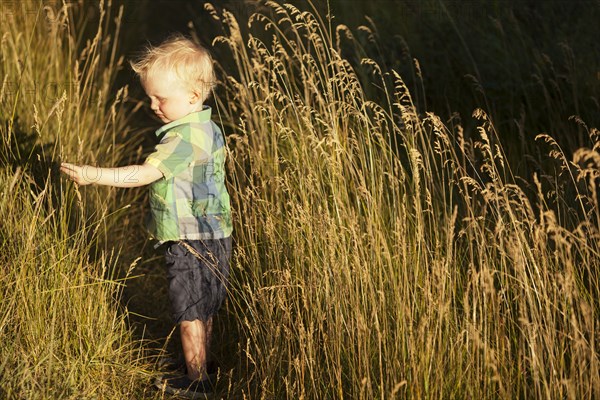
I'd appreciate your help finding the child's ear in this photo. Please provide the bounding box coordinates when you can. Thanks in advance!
[189,90,202,104]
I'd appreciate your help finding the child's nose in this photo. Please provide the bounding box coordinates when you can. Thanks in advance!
[150,98,159,110]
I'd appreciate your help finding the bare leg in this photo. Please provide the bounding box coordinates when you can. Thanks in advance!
[180,317,212,381]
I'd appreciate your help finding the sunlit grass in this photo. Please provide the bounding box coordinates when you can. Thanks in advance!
[1,0,598,399]
[0,1,155,398]
[208,2,599,398]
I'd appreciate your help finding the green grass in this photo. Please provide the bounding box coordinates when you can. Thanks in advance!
[1,1,598,399]
[0,1,154,398]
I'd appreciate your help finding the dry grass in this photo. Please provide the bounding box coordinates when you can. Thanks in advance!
[207,2,599,398]
[1,1,598,399]
[0,1,155,398]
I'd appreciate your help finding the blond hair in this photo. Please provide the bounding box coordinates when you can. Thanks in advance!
[130,34,216,101]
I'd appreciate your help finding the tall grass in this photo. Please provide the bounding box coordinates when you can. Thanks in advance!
[2,0,597,398]
[208,2,599,398]
[315,0,600,161]
[0,1,154,398]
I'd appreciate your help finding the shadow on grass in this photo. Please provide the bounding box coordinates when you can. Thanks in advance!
[1,117,63,199]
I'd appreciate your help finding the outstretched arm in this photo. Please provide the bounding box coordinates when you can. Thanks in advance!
[60,162,163,188]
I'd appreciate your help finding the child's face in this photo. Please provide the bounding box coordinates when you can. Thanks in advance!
[142,70,201,123]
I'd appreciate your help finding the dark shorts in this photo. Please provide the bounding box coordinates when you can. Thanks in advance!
[164,237,232,323]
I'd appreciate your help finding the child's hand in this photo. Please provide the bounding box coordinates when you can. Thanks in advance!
[60,162,91,186]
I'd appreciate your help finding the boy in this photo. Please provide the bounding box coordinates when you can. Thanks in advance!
[60,34,232,399]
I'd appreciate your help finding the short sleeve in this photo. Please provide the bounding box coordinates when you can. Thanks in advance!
[145,134,193,180]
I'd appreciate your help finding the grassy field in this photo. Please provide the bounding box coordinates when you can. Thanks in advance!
[0,1,154,398]
[1,1,598,399]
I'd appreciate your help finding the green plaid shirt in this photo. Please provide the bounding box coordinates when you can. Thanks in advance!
[145,107,233,244]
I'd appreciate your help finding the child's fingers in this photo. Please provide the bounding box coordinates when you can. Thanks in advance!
[60,162,76,171]
[60,163,80,174]
[60,163,81,181]
[59,163,91,186]
[60,167,73,177]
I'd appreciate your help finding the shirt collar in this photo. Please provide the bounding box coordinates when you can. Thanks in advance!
[155,106,212,137]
